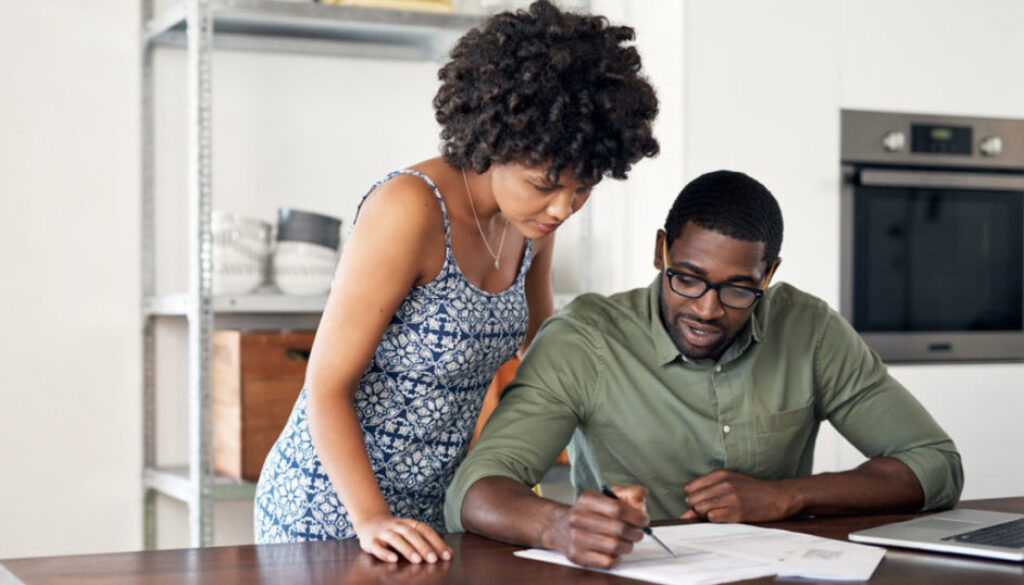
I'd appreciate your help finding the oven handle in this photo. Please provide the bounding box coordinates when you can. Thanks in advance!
[859,169,1024,191]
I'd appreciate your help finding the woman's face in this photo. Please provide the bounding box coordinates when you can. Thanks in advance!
[488,162,593,240]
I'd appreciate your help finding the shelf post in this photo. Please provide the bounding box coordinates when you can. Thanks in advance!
[141,0,159,552]
[185,0,216,548]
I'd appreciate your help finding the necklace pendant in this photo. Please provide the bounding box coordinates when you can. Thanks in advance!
[463,167,507,274]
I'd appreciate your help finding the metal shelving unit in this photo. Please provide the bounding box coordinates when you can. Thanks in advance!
[140,0,481,549]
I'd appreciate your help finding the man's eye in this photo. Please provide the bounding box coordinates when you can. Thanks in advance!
[533,184,556,193]
[677,274,703,287]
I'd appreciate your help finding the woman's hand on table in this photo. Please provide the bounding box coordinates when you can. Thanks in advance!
[355,515,453,564]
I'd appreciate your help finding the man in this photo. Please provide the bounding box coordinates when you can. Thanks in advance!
[444,170,963,569]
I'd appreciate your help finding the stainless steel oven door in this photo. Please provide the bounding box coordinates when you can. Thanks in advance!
[841,165,1024,362]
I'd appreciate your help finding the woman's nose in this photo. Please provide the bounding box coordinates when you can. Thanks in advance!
[547,192,575,222]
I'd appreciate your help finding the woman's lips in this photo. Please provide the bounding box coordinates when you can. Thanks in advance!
[535,221,561,235]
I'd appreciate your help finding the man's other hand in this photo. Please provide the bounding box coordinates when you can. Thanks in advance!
[548,485,650,569]
[680,470,803,523]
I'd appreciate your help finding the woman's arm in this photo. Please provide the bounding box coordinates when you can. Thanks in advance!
[304,175,450,563]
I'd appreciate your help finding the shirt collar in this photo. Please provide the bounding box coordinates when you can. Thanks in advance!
[646,274,766,366]
[720,311,760,364]
[648,276,682,366]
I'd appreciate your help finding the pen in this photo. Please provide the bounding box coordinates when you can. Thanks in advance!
[599,485,676,557]
[573,429,675,558]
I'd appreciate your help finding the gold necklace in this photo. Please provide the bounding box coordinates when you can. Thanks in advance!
[462,168,509,269]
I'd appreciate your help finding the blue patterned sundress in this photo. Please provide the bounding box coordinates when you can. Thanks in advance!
[254,170,533,542]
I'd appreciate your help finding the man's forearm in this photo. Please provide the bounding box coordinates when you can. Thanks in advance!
[460,476,570,550]
[792,456,925,516]
[684,456,927,523]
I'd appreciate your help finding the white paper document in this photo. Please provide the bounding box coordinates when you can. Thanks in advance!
[514,523,886,585]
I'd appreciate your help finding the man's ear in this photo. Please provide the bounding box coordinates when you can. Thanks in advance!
[762,257,782,288]
[654,229,666,270]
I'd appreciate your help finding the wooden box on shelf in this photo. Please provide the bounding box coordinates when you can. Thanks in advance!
[213,330,315,482]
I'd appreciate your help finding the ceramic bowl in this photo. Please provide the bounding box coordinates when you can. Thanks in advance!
[277,208,342,251]
[213,263,265,295]
[272,241,340,295]
[212,211,273,294]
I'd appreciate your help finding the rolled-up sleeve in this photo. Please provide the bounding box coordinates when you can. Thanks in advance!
[444,317,602,532]
[813,308,964,510]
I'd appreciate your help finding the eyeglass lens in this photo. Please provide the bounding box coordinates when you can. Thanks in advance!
[670,273,758,309]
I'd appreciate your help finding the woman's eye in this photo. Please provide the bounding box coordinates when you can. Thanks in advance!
[533,184,556,193]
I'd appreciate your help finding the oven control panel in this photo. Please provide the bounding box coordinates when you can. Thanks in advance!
[841,109,1024,169]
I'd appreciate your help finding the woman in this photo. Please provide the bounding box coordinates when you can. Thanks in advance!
[254,0,659,564]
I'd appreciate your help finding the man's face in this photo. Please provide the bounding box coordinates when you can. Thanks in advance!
[655,221,776,361]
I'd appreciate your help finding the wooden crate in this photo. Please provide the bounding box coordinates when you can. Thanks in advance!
[213,330,315,482]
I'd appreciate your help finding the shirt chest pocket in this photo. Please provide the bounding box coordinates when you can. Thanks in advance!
[751,402,816,480]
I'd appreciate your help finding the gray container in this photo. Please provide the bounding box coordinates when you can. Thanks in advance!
[276,208,342,251]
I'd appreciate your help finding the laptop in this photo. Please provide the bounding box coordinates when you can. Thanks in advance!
[849,509,1024,561]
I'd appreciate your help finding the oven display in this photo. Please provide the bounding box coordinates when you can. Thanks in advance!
[911,123,973,155]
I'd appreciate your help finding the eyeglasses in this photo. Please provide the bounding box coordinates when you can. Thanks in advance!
[661,240,771,310]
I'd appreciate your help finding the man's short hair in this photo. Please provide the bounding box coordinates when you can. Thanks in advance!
[663,170,783,264]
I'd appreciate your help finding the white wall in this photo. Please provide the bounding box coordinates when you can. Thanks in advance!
[2,0,1023,560]
[838,0,1024,497]
[678,0,1024,498]
[0,2,141,559]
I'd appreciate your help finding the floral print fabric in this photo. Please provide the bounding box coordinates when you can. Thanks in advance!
[255,170,532,541]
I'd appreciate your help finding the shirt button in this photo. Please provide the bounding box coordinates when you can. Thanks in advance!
[715,365,722,373]
[723,424,731,434]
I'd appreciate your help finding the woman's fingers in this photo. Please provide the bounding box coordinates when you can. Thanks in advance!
[393,521,444,563]
[377,529,424,563]
[377,520,452,564]
[361,540,399,563]
[357,517,452,564]
[411,521,454,561]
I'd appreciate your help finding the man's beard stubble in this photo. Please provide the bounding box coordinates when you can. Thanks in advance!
[659,293,737,361]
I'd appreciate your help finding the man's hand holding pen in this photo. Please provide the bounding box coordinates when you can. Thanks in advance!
[545,485,651,569]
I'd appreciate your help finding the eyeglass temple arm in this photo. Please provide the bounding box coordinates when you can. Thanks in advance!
[761,258,781,289]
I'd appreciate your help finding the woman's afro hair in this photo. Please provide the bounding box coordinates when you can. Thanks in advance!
[434,0,659,186]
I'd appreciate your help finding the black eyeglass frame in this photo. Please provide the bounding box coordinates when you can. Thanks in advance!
[661,239,775,310]
[662,268,765,310]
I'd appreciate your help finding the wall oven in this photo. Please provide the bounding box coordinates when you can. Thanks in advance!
[841,109,1024,362]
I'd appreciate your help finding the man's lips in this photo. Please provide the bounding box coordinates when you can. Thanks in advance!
[677,316,723,348]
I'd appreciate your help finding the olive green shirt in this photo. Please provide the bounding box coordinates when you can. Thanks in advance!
[445,278,963,531]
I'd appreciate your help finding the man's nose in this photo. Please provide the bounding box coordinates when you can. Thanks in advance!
[691,287,726,321]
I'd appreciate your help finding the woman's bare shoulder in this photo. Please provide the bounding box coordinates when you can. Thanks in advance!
[354,171,446,241]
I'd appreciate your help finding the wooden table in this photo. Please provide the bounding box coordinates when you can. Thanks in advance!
[3,498,1024,584]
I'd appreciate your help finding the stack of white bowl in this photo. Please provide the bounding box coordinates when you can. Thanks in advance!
[212,211,272,295]
[272,208,342,296]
